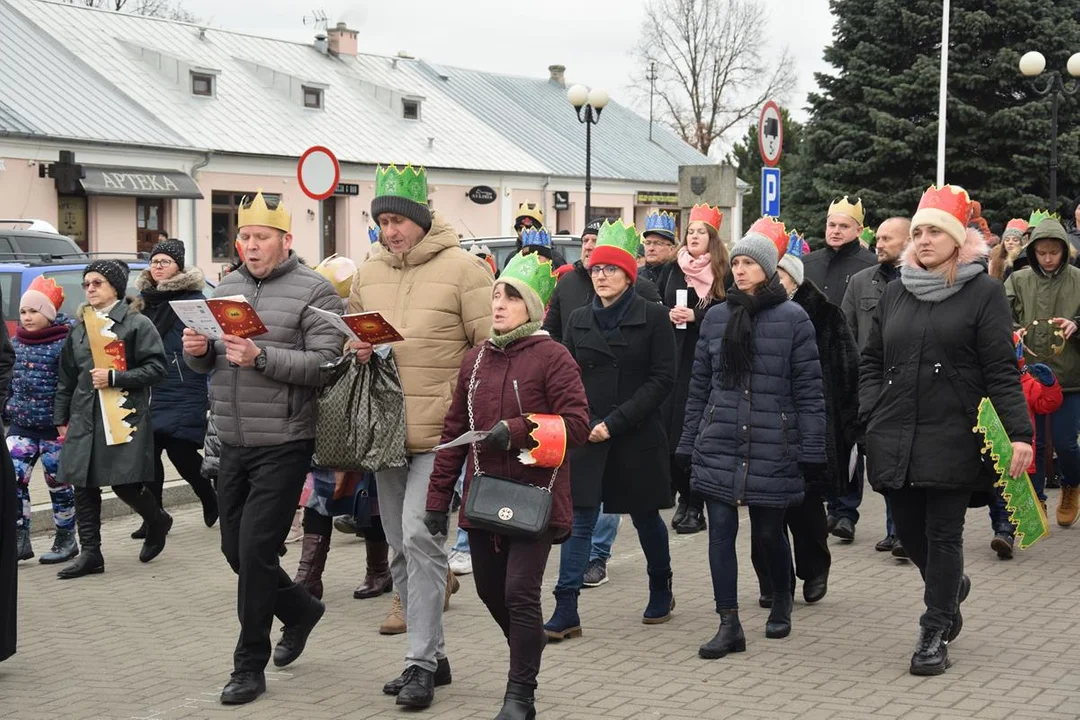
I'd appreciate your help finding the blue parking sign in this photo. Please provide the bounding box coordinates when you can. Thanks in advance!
[761,167,781,217]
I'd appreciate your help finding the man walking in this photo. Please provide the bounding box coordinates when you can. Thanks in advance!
[183,192,345,705]
[348,164,493,710]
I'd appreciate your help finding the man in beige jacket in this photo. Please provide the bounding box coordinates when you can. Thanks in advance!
[348,164,492,710]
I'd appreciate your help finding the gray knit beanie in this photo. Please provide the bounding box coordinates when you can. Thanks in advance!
[777,253,804,286]
[730,232,779,278]
[371,195,433,233]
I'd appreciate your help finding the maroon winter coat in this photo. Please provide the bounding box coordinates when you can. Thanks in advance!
[427,332,590,539]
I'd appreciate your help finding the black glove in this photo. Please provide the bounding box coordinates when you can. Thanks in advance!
[482,421,512,451]
[674,452,693,474]
[799,462,829,487]
[423,511,448,537]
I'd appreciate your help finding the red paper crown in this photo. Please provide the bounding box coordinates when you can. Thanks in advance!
[748,216,789,259]
[517,414,567,469]
[234,239,246,263]
[688,204,723,232]
[26,275,64,310]
[1005,218,1030,234]
[916,185,973,227]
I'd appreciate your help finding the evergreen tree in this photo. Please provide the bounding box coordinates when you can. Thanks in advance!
[798,0,1080,231]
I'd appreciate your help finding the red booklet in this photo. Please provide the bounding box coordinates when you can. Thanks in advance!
[342,312,405,344]
[207,298,268,339]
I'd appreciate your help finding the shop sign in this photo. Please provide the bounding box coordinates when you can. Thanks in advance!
[553,191,570,210]
[467,185,497,204]
[334,183,360,196]
[636,190,679,206]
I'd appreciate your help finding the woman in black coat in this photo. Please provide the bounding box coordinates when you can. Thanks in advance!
[544,222,676,641]
[0,310,17,661]
[676,223,826,659]
[657,204,732,535]
[861,186,1032,676]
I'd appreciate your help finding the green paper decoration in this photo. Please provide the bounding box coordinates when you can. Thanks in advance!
[596,219,641,259]
[860,227,876,247]
[1028,209,1060,227]
[501,251,558,306]
[975,398,1049,549]
[375,163,428,204]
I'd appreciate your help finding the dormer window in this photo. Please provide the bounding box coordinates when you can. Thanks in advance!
[191,72,214,97]
[303,86,323,109]
[403,98,420,120]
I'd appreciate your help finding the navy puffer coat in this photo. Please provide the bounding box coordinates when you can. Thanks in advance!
[678,300,827,508]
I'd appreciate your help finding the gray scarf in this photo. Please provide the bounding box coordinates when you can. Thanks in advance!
[900,262,983,302]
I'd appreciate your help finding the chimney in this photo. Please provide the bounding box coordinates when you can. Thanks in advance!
[314,33,328,55]
[548,64,566,87]
[328,21,357,57]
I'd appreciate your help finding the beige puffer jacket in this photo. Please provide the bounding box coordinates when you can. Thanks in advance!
[349,212,493,453]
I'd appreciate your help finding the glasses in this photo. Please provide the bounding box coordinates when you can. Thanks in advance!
[589,264,620,278]
[81,279,105,290]
[149,259,175,268]
[642,240,674,248]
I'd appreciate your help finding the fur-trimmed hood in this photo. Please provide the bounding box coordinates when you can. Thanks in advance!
[135,265,206,293]
[902,227,989,271]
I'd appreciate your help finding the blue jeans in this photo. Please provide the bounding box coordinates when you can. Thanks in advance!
[987,489,1013,536]
[885,496,896,537]
[589,507,620,561]
[1033,391,1080,500]
[555,507,671,595]
[452,471,470,554]
[827,453,863,524]
[706,500,790,612]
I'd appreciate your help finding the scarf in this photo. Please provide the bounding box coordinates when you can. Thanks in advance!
[140,285,190,338]
[15,322,69,346]
[489,321,542,349]
[720,274,788,389]
[900,262,983,303]
[677,247,715,306]
[592,287,635,334]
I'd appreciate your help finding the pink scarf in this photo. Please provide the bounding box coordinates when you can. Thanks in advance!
[678,246,715,301]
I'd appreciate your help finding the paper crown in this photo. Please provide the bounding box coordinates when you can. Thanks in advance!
[501,251,558,307]
[748,216,789,259]
[234,239,245,262]
[25,275,64,310]
[688,204,723,232]
[469,244,498,275]
[786,230,806,258]
[595,219,641,259]
[859,226,876,246]
[828,195,865,225]
[313,254,357,298]
[916,185,973,227]
[515,202,544,227]
[520,227,551,249]
[368,225,380,244]
[1029,209,1060,227]
[643,210,677,240]
[238,191,291,232]
[517,414,567,468]
[1005,218,1030,236]
[375,163,428,204]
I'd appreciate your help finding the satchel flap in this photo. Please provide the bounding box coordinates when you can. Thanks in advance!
[465,473,552,534]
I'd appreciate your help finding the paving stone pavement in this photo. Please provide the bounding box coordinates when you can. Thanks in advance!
[2,488,1079,720]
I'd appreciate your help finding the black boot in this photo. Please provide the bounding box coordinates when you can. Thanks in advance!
[699,609,746,658]
[273,584,326,667]
[395,666,435,708]
[58,490,104,580]
[39,527,78,564]
[124,486,172,563]
[765,588,792,639]
[220,671,265,705]
[494,681,536,720]
[131,480,164,539]
[16,524,33,561]
[675,505,706,534]
[642,572,675,624]
[910,627,950,676]
[191,476,218,528]
[671,499,688,529]
[991,531,1014,560]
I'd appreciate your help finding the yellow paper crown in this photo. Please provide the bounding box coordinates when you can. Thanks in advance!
[828,195,865,225]
[239,191,291,233]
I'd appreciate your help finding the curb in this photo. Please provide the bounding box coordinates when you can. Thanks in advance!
[28,480,200,535]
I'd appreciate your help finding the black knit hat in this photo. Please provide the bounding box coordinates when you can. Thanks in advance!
[582,219,604,238]
[371,195,432,234]
[150,239,185,269]
[84,259,130,299]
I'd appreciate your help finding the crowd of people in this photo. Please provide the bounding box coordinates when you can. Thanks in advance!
[1,164,1077,718]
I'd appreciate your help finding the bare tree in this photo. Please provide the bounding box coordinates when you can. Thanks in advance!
[64,0,197,22]
[634,0,797,156]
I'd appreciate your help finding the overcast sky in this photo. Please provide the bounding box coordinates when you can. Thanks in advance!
[181,0,835,140]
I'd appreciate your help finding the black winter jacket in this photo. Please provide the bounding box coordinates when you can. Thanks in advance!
[803,240,877,307]
[543,260,661,342]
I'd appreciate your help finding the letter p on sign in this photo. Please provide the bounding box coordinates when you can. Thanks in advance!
[761,167,781,218]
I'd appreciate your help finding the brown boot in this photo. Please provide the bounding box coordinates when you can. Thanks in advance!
[293,534,331,601]
[1058,486,1079,527]
[379,593,406,635]
[444,566,460,611]
[353,538,393,599]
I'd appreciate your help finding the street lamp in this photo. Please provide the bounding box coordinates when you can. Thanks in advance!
[567,84,609,224]
[1019,50,1080,213]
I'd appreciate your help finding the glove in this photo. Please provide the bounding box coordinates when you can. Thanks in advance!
[1029,363,1056,387]
[674,452,693,474]
[481,421,512,451]
[799,462,829,487]
[423,511,448,537]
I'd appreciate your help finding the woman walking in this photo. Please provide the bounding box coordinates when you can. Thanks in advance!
[862,186,1031,675]
[427,251,590,719]
[658,204,731,535]
[135,240,215,535]
[544,220,677,640]
[54,260,171,579]
[677,219,826,658]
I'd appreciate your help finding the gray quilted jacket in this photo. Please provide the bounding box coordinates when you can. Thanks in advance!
[184,253,344,447]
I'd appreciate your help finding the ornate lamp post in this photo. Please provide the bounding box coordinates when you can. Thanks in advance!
[1019,50,1080,212]
[567,84,609,224]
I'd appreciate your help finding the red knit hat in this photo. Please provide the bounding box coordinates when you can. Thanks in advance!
[588,219,640,283]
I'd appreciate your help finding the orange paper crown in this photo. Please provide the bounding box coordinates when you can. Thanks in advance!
[26,275,64,310]
[1005,218,1030,235]
[517,414,567,469]
[748,216,789,259]
[688,204,723,232]
[916,185,973,227]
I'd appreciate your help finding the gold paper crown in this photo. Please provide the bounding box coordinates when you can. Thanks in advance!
[239,191,291,233]
[828,195,865,225]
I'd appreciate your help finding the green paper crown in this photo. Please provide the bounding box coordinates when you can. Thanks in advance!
[375,163,428,204]
[860,227,875,246]
[596,219,641,258]
[501,251,558,307]
[1029,209,1060,227]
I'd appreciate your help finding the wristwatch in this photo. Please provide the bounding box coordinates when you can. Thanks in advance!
[254,350,268,372]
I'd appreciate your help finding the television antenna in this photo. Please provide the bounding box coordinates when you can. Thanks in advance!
[302,9,328,34]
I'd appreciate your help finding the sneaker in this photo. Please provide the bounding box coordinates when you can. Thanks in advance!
[448,549,473,576]
[582,558,608,588]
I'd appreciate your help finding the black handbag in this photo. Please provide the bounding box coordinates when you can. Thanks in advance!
[460,345,558,539]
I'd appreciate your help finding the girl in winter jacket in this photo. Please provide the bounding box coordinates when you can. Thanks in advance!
[677,220,826,659]
[426,251,590,719]
[5,276,76,564]
[861,186,1032,676]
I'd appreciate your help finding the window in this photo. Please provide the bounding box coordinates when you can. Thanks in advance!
[191,72,214,97]
[211,191,281,263]
[0,271,21,329]
[402,99,420,120]
[303,86,323,109]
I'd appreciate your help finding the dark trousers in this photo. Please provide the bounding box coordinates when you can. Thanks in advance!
[146,432,213,507]
[555,507,671,594]
[750,487,831,594]
[218,440,314,673]
[887,486,970,632]
[670,455,703,511]
[468,529,553,688]
[1034,392,1080,496]
[74,484,157,545]
[706,500,789,612]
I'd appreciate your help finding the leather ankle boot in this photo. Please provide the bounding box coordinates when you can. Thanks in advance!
[127,487,172,563]
[494,681,536,720]
[353,537,392,599]
[765,589,793,638]
[699,608,746,658]
[294,533,331,600]
[642,572,675,624]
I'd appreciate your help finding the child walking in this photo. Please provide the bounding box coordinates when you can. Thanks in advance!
[5,276,76,563]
